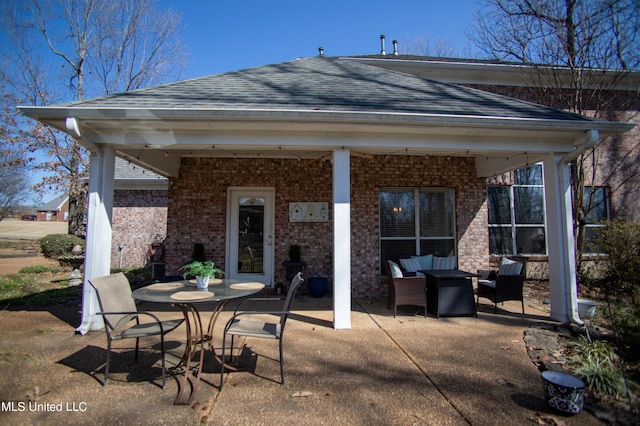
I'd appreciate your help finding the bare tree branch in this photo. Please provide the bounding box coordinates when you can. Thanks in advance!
[0,0,187,235]
[471,0,640,272]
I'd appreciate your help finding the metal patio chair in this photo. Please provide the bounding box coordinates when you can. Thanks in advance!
[89,273,184,389]
[220,272,304,389]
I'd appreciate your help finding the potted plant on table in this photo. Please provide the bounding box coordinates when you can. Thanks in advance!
[179,260,225,289]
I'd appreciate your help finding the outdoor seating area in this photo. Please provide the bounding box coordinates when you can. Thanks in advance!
[385,255,528,319]
[385,256,482,318]
[0,293,603,425]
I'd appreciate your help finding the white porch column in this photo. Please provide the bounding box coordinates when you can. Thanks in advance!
[333,149,351,329]
[76,146,116,334]
[543,154,580,323]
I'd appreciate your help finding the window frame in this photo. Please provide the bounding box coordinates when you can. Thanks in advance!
[379,187,457,273]
[487,163,547,256]
[582,186,611,254]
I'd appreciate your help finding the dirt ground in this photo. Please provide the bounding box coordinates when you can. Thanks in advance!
[0,218,68,274]
[0,256,60,275]
[0,218,67,240]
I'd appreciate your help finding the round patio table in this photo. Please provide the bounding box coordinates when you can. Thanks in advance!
[132,279,265,405]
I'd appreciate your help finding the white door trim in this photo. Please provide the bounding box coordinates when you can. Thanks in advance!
[226,187,275,286]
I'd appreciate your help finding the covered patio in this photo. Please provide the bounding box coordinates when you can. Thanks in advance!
[19,55,632,332]
[0,292,606,425]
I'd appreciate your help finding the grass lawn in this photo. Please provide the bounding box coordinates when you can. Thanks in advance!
[0,265,79,307]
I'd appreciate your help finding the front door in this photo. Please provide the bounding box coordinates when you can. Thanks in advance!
[226,188,274,286]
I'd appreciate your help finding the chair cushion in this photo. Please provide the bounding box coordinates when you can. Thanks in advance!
[399,257,421,273]
[227,319,280,339]
[433,256,456,270]
[478,279,496,288]
[412,254,433,270]
[499,258,523,276]
[388,260,404,278]
[115,318,184,340]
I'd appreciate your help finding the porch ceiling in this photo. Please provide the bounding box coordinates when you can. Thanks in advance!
[20,105,630,179]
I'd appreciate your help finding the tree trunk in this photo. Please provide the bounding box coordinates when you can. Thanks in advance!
[67,143,87,237]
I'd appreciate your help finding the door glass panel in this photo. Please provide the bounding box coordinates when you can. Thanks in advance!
[237,197,264,274]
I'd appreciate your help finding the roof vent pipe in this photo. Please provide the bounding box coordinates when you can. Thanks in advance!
[380,34,386,55]
[392,39,398,55]
[318,46,324,56]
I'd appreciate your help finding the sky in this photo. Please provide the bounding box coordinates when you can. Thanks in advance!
[161,0,478,79]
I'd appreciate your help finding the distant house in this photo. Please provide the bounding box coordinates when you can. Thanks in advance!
[37,194,69,222]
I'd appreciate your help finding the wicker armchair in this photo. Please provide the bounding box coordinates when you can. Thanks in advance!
[385,261,427,318]
[476,258,526,314]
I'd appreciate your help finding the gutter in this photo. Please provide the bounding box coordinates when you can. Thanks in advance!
[66,117,101,155]
[561,129,599,163]
[560,129,600,326]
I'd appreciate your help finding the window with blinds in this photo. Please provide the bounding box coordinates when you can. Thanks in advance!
[379,188,456,274]
[488,164,546,255]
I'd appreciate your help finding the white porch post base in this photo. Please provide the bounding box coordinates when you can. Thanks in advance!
[76,147,115,334]
[333,149,351,329]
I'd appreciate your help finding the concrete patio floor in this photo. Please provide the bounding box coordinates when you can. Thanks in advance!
[0,295,602,425]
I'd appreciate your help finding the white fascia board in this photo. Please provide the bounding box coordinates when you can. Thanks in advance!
[31,108,630,142]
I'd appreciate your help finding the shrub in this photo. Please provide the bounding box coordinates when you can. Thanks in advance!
[593,219,640,294]
[568,335,626,398]
[39,234,85,260]
[591,218,640,361]
[288,244,301,262]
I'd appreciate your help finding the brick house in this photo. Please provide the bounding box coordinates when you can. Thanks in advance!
[20,55,633,332]
[37,194,69,222]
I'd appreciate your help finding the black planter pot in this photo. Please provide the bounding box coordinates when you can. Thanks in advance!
[282,261,306,282]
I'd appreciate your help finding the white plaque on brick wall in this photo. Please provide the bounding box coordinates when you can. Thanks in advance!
[289,202,329,222]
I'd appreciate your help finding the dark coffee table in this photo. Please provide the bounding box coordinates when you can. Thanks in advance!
[419,270,478,318]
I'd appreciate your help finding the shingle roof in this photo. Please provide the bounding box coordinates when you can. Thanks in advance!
[60,56,588,123]
[114,157,166,181]
[38,194,67,211]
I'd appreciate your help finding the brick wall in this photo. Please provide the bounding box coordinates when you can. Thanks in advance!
[111,189,168,269]
[165,157,333,285]
[592,111,640,220]
[351,155,488,295]
[164,155,489,297]
[470,83,640,222]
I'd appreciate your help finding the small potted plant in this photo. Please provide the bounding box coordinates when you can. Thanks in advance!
[179,260,224,289]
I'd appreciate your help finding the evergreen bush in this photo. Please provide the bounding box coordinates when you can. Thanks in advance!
[39,234,85,260]
[593,218,640,294]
